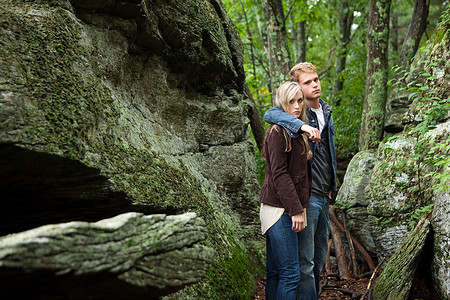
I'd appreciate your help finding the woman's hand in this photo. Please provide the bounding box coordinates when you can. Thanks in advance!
[291,213,305,232]
[301,124,321,143]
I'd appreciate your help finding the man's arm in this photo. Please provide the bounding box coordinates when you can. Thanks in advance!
[264,107,303,134]
[264,107,320,142]
[301,124,321,143]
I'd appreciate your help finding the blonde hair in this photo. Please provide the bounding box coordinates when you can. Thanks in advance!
[289,62,317,83]
[275,81,307,123]
[262,81,311,159]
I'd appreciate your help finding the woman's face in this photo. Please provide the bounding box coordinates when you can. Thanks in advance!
[286,90,304,117]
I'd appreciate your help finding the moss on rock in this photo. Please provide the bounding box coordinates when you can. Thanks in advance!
[0,0,264,298]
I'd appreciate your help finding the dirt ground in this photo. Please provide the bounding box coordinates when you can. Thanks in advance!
[252,273,440,300]
[252,275,370,300]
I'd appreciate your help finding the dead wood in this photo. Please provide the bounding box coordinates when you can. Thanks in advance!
[360,256,386,300]
[342,211,359,276]
[330,215,351,280]
[329,208,376,271]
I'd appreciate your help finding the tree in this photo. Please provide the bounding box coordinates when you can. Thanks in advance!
[397,0,430,71]
[261,0,292,98]
[223,0,444,158]
[359,0,392,151]
[330,0,354,106]
[246,83,266,152]
[292,19,307,63]
[289,0,308,63]
[384,0,431,134]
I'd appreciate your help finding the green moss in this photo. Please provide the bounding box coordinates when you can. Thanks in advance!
[1,2,264,298]
[1,1,119,159]
[164,228,264,300]
[372,217,431,299]
[206,244,259,298]
[107,147,204,210]
[366,134,440,228]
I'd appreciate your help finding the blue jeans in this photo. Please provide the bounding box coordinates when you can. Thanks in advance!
[266,212,300,300]
[297,194,330,300]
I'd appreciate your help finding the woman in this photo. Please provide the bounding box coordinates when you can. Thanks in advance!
[260,81,312,300]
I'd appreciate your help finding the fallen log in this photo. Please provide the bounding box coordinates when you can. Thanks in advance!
[371,215,431,300]
[342,211,359,277]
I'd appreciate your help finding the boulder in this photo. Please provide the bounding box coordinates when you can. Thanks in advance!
[0,212,214,299]
[0,0,263,298]
[338,119,449,298]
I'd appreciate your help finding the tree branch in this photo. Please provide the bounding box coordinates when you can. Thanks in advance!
[329,208,376,271]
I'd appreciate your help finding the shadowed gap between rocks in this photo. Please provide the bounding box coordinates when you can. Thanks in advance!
[408,228,440,300]
[0,268,170,300]
[0,144,174,236]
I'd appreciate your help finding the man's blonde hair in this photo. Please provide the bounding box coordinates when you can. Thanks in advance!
[289,62,317,83]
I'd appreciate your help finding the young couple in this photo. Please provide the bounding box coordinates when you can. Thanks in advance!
[260,62,338,300]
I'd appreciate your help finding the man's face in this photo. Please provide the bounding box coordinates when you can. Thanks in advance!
[298,72,321,101]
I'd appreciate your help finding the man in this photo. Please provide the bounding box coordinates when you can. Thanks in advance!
[264,62,338,300]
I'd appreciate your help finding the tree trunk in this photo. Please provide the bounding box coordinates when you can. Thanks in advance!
[397,0,430,71]
[255,13,272,81]
[292,19,307,63]
[383,0,430,134]
[359,0,392,151]
[331,0,354,106]
[342,211,359,276]
[390,12,399,55]
[261,0,292,99]
[329,208,376,271]
[245,83,266,153]
[239,0,258,94]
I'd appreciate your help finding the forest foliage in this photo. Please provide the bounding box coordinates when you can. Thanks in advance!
[222,0,446,169]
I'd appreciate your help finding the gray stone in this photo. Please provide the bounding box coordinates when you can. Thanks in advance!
[0,0,263,298]
[0,212,214,299]
[336,150,377,208]
[339,121,449,295]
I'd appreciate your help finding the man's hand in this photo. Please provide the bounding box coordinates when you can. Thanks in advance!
[301,124,321,143]
[291,213,305,232]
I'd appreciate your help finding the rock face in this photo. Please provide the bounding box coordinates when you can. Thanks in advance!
[0,212,214,299]
[338,120,450,299]
[0,0,263,298]
[336,23,450,299]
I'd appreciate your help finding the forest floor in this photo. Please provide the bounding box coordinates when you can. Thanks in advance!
[252,276,370,300]
[252,272,439,300]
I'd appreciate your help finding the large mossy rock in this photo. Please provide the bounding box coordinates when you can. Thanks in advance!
[338,120,449,298]
[0,0,263,298]
[0,212,214,299]
[336,20,450,299]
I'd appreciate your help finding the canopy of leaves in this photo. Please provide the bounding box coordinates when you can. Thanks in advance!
[223,0,444,166]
